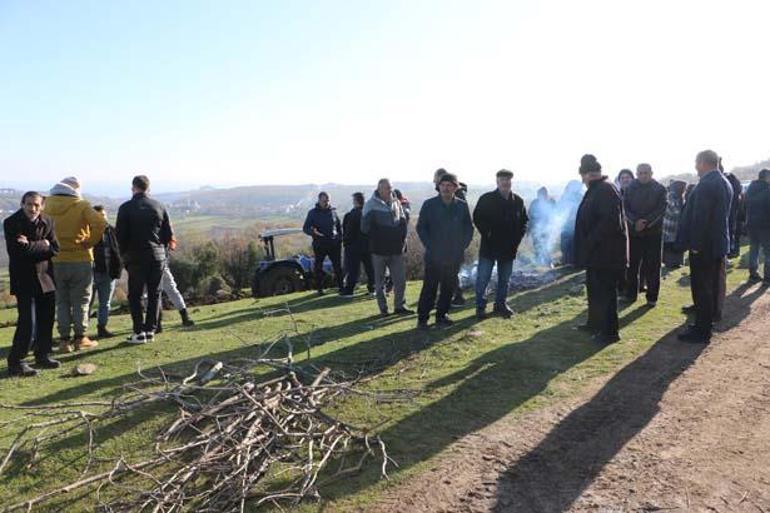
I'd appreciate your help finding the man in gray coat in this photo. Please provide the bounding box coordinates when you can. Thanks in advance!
[361,178,413,316]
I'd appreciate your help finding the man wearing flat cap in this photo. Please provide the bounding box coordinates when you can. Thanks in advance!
[473,169,529,319]
[416,172,474,329]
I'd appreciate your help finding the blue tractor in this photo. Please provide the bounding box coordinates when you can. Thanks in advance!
[251,228,334,297]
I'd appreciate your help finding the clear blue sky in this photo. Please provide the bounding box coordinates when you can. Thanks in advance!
[1,0,768,195]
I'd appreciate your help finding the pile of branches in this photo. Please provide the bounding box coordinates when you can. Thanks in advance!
[0,331,397,512]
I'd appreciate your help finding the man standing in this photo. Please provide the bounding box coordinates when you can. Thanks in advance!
[473,169,528,319]
[91,205,122,339]
[745,168,770,284]
[116,175,173,344]
[45,176,106,352]
[340,192,375,298]
[622,163,667,307]
[676,150,733,344]
[416,173,474,329]
[302,192,344,295]
[432,168,470,305]
[4,192,60,377]
[574,155,628,344]
[361,179,412,315]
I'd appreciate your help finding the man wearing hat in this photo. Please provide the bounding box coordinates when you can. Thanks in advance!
[472,169,529,319]
[44,176,106,352]
[416,172,474,329]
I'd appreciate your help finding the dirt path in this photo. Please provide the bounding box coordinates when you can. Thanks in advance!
[369,285,770,513]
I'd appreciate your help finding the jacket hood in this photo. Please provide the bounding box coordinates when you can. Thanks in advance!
[44,193,83,216]
[49,182,81,198]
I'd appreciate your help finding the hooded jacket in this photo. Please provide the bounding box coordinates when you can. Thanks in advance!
[302,204,342,245]
[4,209,59,296]
[574,177,628,270]
[361,191,408,256]
[745,179,770,231]
[43,183,107,263]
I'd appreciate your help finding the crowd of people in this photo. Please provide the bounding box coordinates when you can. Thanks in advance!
[4,175,194,377]
[5,151,770,376]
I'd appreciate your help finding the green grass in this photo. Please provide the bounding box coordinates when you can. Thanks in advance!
[0,255,763,512]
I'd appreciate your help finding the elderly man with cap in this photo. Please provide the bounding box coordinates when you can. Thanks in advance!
[44,176,106,352]
[473,169,528,320]
[416,172,474,329]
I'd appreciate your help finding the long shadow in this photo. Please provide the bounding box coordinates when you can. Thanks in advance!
[490,283,766,512]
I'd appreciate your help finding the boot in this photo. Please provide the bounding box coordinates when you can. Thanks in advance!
[97,324,115,338]
[156,310,163,334]
[74,336,98,350]
[9,361,38,377]
[180,308,195,327]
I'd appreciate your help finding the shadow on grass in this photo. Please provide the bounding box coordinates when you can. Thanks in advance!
[488,281,766,512]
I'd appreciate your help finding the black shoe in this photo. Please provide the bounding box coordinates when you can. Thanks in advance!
[681,304,696,314]
[35,356,61,369]
[476,308,487,320]
[97,325,115,338]
[677,327,710,344]
[379,310,390,318]
[592,333,620,345]
[748,273,762,283]
[435,316,454,328]
[8,361,38,377]
[394,307,414,315]
[646,300,657,308]
[619,296,637,304]
[317,290,325,296]
[493,304,514,318]
[416,320,430,331]
[155,322,163,334]
[763,279,770,287]
[451,294,466,306]
[180,309,195,327]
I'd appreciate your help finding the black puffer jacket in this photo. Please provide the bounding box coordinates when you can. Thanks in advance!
[574,177,628,270]
[473,190,528,260]
[745,180,770,231]
[115,192,173,264]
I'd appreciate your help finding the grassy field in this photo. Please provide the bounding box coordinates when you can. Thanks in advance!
[0,255,761,512]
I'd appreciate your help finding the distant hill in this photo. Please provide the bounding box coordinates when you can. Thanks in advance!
[662,158,770,185]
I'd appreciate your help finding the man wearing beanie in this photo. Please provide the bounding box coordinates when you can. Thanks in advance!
[432,168,470,306]
[416,172,474,329]
[473,169,529,320]
[116,175,174,344]
[574,155,629,344]
[44,176,106,352]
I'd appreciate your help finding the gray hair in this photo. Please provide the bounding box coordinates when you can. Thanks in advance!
[636,163,652,174]
[377,178,391,189]
[696,150,720,169]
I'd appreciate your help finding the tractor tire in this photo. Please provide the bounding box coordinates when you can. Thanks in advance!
[260,266,305,296]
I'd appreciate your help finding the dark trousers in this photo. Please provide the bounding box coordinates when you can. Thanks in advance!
[127,258,165,334]
[626,232,662,302]
[8,292,55,366]
[418,259,460,322]
[342,246,374,294]
[312,241,343,292]
[586,268,621,337]
[663,242,684,268]
[689,252,726,335]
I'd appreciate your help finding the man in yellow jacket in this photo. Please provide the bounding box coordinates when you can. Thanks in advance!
[44,177,106,352]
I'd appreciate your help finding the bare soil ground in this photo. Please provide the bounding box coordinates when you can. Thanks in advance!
[370,284,770,513]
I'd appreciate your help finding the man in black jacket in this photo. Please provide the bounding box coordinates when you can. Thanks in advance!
[340,192,374,297]
[91,205,122,338]
[416,173,474,329]
[473,169,528,319]
[302,192,343,295]
[116,175,173,344]
[622,163,667,306]
[676,150,733,343]
[574,155,629,344]
[745,168,770,284]
[4,191,60,376]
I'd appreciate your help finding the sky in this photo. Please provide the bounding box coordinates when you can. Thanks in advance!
[1,0,769,195]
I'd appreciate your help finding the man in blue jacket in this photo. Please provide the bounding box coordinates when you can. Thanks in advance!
[303,191,343,295]
[745,168,770,284]
[416,173,474,329]
[676,150,733,343]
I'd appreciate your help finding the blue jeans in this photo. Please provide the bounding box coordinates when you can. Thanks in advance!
[475,257,514,309]
[748,228,770,279]
[93,271,116,327]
